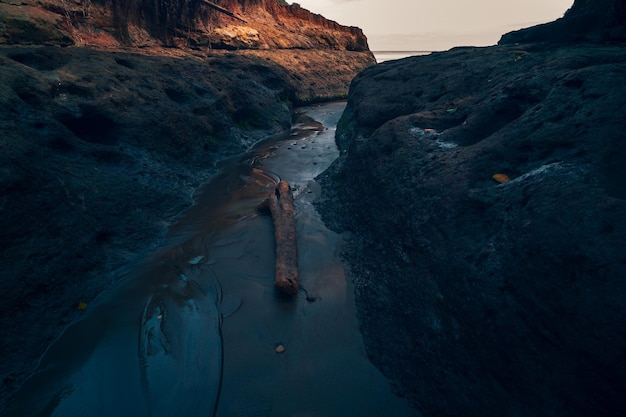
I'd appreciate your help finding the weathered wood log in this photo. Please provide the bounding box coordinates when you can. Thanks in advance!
[201,0,248,23]
[261,180,299,295]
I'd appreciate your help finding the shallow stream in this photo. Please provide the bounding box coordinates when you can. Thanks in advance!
[5,102,419,417]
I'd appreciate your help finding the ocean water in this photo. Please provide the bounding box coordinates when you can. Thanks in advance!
[373,51,431,63]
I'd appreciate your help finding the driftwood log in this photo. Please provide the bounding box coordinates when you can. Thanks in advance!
[260,180,299,295]
[201,0,248,23]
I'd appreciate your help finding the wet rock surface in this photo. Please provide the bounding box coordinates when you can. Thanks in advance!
[317,43,626,417]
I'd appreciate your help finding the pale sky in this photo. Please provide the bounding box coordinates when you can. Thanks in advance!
[293,0,575,51]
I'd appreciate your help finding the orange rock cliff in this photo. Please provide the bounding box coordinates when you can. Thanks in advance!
[0,0,371,52]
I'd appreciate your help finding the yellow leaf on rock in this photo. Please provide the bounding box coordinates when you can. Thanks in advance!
[77,301,88,311]
[492,173,511,183]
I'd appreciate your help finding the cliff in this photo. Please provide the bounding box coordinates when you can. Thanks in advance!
[317,1,626,416]
[0,0,374,409]
[0,0,370,51]
[0,0,374,103]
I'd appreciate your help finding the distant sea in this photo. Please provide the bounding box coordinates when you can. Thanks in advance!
[372,51,432,63]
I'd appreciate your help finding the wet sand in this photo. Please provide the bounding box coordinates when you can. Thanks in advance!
[4,102,419,417]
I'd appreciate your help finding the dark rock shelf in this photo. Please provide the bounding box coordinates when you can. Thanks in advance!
[317,42,626,417]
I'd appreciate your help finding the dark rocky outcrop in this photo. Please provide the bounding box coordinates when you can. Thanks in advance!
[317,6,626,417]
[500,0,626,44]
[0,46,292,406]
[0,0,374,409]
[0,0,370,51]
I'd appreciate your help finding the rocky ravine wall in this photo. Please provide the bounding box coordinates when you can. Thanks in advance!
[318,41,626,417]
[0,0,374,409]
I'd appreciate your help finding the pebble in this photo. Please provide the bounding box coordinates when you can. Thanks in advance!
[492,173,511,183]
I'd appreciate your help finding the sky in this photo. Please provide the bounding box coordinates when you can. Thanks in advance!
[293,0,575,51]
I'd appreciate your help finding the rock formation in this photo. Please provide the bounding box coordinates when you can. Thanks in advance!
[317,1,626,416]
[500,0,626,44]
[0,0,370,51]
[0,0,374,409]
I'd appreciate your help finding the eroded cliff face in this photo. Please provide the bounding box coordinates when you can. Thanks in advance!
[0,0,374,101]
[0,0,370,51]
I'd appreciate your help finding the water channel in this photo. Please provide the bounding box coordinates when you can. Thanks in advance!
[5,102,419,417]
